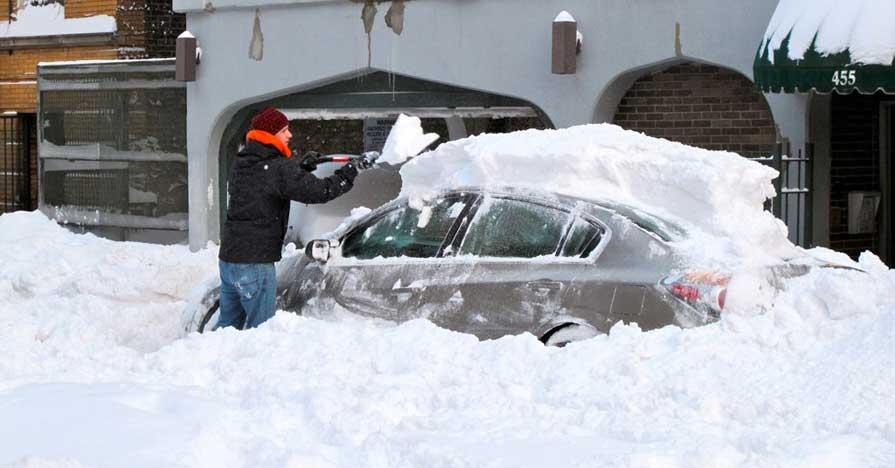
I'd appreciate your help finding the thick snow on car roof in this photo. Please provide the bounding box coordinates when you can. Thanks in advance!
[399,124,801,268]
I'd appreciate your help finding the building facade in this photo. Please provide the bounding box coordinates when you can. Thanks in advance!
[174,0,817,254]
[0,0,185,214]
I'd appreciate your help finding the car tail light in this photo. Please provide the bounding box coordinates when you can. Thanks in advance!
[661,270,730,316]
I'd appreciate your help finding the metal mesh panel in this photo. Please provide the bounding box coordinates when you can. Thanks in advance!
[43,169,128,212]
[38,60,187,232]
[41,91,120,147]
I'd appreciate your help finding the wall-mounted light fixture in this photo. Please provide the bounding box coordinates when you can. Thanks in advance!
[552,11,579,75]
[176,31,198,81]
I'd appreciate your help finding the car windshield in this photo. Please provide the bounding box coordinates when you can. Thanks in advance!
[341,196,465,259]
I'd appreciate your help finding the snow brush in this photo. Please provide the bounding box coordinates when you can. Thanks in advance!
[313,114,441,169]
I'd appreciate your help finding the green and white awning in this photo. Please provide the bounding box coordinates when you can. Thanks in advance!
[754,0,895,94]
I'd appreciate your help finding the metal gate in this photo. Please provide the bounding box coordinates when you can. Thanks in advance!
[752,143,813,247]
[0,114,32,214]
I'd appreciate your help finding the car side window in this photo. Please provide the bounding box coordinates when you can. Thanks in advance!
[341,197,465,259]
[458,197,568,258]
[559,216,603,258]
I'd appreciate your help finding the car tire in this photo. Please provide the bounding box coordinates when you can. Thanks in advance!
[540,322,599,347]
[197,301,220,333]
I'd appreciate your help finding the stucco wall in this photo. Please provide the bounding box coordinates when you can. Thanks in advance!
[177,0,810,250]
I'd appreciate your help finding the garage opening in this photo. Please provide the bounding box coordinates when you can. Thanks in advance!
[219,70,551,246]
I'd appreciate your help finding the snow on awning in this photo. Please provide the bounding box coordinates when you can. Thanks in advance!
[0,3,116,39]
[754,0,895,94]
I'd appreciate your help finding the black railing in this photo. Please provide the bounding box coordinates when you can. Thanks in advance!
[751,142,813,247]
[0,114,32,214]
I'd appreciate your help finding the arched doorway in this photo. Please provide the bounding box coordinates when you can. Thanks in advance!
[612,63,777,158]
[218,70,551,246]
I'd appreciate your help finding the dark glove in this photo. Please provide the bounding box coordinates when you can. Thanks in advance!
[299,151,321,172]
[334,162,358,186]
[356,151,379,170]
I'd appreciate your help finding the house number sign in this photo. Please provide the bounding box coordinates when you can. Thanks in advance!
[831,69,857,87]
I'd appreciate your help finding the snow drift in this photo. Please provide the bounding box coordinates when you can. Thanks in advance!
[0,123,893,467]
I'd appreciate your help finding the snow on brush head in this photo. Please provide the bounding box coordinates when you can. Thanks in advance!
[399,124,798,267]
[377,114,440,166]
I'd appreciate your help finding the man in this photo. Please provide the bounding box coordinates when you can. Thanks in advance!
[215,107,361,330]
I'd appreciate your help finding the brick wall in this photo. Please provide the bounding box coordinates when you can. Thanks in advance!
[829,92,895,259]
[0,46,118,112]
[614,63,776,158]
[65,0,118,18]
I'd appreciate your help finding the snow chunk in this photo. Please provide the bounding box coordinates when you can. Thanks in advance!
[1,3,116,39]
[763,0,895,65]
[378,114,440,166]
[177,30,195,39]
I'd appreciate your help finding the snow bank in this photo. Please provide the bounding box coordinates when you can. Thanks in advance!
[0,211,217,354]
[400,124,796,268]
[0,3,116,39]
[763,0,895,65]
[0,205,893,467]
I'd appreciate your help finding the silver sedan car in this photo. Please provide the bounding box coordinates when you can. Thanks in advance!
[188,188,748,345]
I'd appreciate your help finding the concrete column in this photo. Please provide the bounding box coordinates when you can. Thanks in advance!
[809,94,832,248]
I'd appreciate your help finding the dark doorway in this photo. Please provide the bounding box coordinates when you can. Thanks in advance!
[887,104,895,263]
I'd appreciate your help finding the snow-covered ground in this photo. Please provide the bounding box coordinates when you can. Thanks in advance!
[1,124,894,467]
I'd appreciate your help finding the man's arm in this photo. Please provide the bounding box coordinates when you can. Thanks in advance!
[277,159,358,204]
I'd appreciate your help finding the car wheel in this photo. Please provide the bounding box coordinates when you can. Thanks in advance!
[197,301,220,333]
[540,322,599,347]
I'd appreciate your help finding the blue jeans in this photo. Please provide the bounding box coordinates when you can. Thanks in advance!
[215,260,277,330]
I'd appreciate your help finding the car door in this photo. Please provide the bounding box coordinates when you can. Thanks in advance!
[558,212,679,332]
[301,194,472,322]
[414,194,611,340]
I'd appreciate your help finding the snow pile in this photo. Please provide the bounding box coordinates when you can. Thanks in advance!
[400,124,796,267]
[0,3,116,39]
[0,211,217,354]
[0,210,894,467]
[763,0,895,65]
[1,197,895,466]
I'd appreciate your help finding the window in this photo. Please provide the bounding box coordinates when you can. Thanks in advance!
[458,197,569,258]
[559,216,603,257]
[341,197,465,259]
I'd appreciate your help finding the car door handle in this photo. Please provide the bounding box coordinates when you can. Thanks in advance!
[391,286,423,294]
[526,281,563,291]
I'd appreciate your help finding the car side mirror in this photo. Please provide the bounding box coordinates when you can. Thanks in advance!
[305,239,336,263]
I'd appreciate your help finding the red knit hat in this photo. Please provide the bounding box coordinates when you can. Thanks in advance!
[251,107,289,135]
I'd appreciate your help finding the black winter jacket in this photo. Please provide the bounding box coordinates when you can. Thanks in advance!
[219,139,354,263]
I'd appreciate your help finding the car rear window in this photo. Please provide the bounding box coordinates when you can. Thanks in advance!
[559,216,603,258]
[458,197,568,258]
